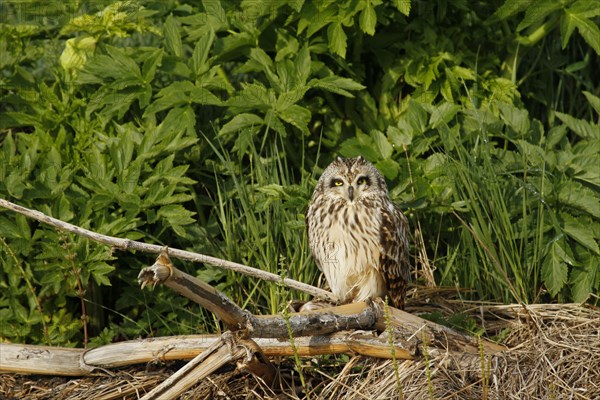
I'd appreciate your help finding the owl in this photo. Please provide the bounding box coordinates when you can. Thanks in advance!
[306,156,411,309]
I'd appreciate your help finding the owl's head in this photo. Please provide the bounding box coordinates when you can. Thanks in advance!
[316,156,388,203]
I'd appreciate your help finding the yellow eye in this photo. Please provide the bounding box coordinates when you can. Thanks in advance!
[332,179,344,187]
[357,177,367,185]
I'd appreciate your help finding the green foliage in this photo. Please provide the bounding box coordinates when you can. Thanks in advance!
[1,0,598,347]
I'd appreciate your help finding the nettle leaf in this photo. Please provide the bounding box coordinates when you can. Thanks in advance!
[278,105,311,135]
[429,102,460,129]
[569,250,598,303]
[562,214,600,255]
[498,102,530,135]
[328,22,347,58]
[582,91,600,116]
[387,126,412,147]
[542,239,570,296]
[191,29,215,76]
[227,82,272,110]
[555,111,599,139]
[517,0,563,32]
[145,82,192,115]
[164,15,183,58]
[359,3,377,36]
[219,113,264,136]
[189,87,222,106]
[393,0,411,16]
[371,130,393,159]
[295,45,311,86]
[158,204,196,225]
[398,100,429,135]
[561,0,600,54]
[309,76,365,97]
[494,0,532,19]
[375,158,400,180]
[142,48,164,82]
[338,133,380,160]
[558,182,600,219]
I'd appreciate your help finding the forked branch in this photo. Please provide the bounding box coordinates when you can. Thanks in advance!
[0,198,334,301]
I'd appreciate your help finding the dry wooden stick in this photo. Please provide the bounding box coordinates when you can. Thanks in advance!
[139,252,381,337]
[0,198,334,302]
[0,332,414,376]
[140,332,254,400]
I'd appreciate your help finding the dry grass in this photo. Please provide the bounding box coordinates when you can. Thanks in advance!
[2,302,598,400]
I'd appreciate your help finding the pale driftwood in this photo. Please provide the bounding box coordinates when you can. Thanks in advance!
[0,198,334,302]
[0,331,413,376]
[0,343,89,376]
[139,332,267,400]
[376,305,507,354]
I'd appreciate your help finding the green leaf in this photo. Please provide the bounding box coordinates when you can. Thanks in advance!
[387,126,412,147]
[571,14,600,55]
[359,3,377,36]
[375,158,400,180]
[189,87,222,106]
[144,81,193,115]
[338,133,380,160]
[517,0,563,32]
[555,111,599,139]
[328,22,347,58]
[542,239,570,296]
[398,100,428,135]
[59,36,97,73]
[158,204,196,226]
[393,0,411,16]
[164,15,183,57]
[141,48,164,82]
[583,91,600,116]
[558,182,600,219]
[569,251,597,303]
[191,29,215,76]
[278,105,311,135]
[296,45,311,86]
[494,0,532,19]
[227,83,272,109]
[498,102,530,135]
[219,113,264,136]
[562,214,600,255]
[429,102,460,129]
[371,130,393,159]
[309,76,365,97]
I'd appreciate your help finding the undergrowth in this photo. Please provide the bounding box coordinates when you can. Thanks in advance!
[0,0,598,359]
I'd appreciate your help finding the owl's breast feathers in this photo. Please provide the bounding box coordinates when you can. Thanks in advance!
[307,195,410,308]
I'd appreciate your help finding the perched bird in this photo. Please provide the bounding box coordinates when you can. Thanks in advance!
[306,156,411,309]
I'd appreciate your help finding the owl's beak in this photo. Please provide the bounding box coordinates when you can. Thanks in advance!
[348,186,354,201]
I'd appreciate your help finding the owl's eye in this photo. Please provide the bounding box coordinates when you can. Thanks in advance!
[357,176,368,185]
[332,179,344,187]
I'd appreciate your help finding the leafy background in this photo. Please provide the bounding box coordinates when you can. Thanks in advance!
[0,0,598,347]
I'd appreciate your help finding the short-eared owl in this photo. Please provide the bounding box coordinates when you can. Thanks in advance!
[306,156,411,309]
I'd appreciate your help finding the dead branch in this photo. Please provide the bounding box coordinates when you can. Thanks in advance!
[139,251,505,355]
[138,331,273,400]
[139,252,380,336]
[0,198,334,302]
[0,332,414,376]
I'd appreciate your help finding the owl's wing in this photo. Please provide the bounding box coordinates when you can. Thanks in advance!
[305,200,323,272]
[379,202,411,309]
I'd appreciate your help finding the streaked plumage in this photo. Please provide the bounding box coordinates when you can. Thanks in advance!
[306,156,411,308]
